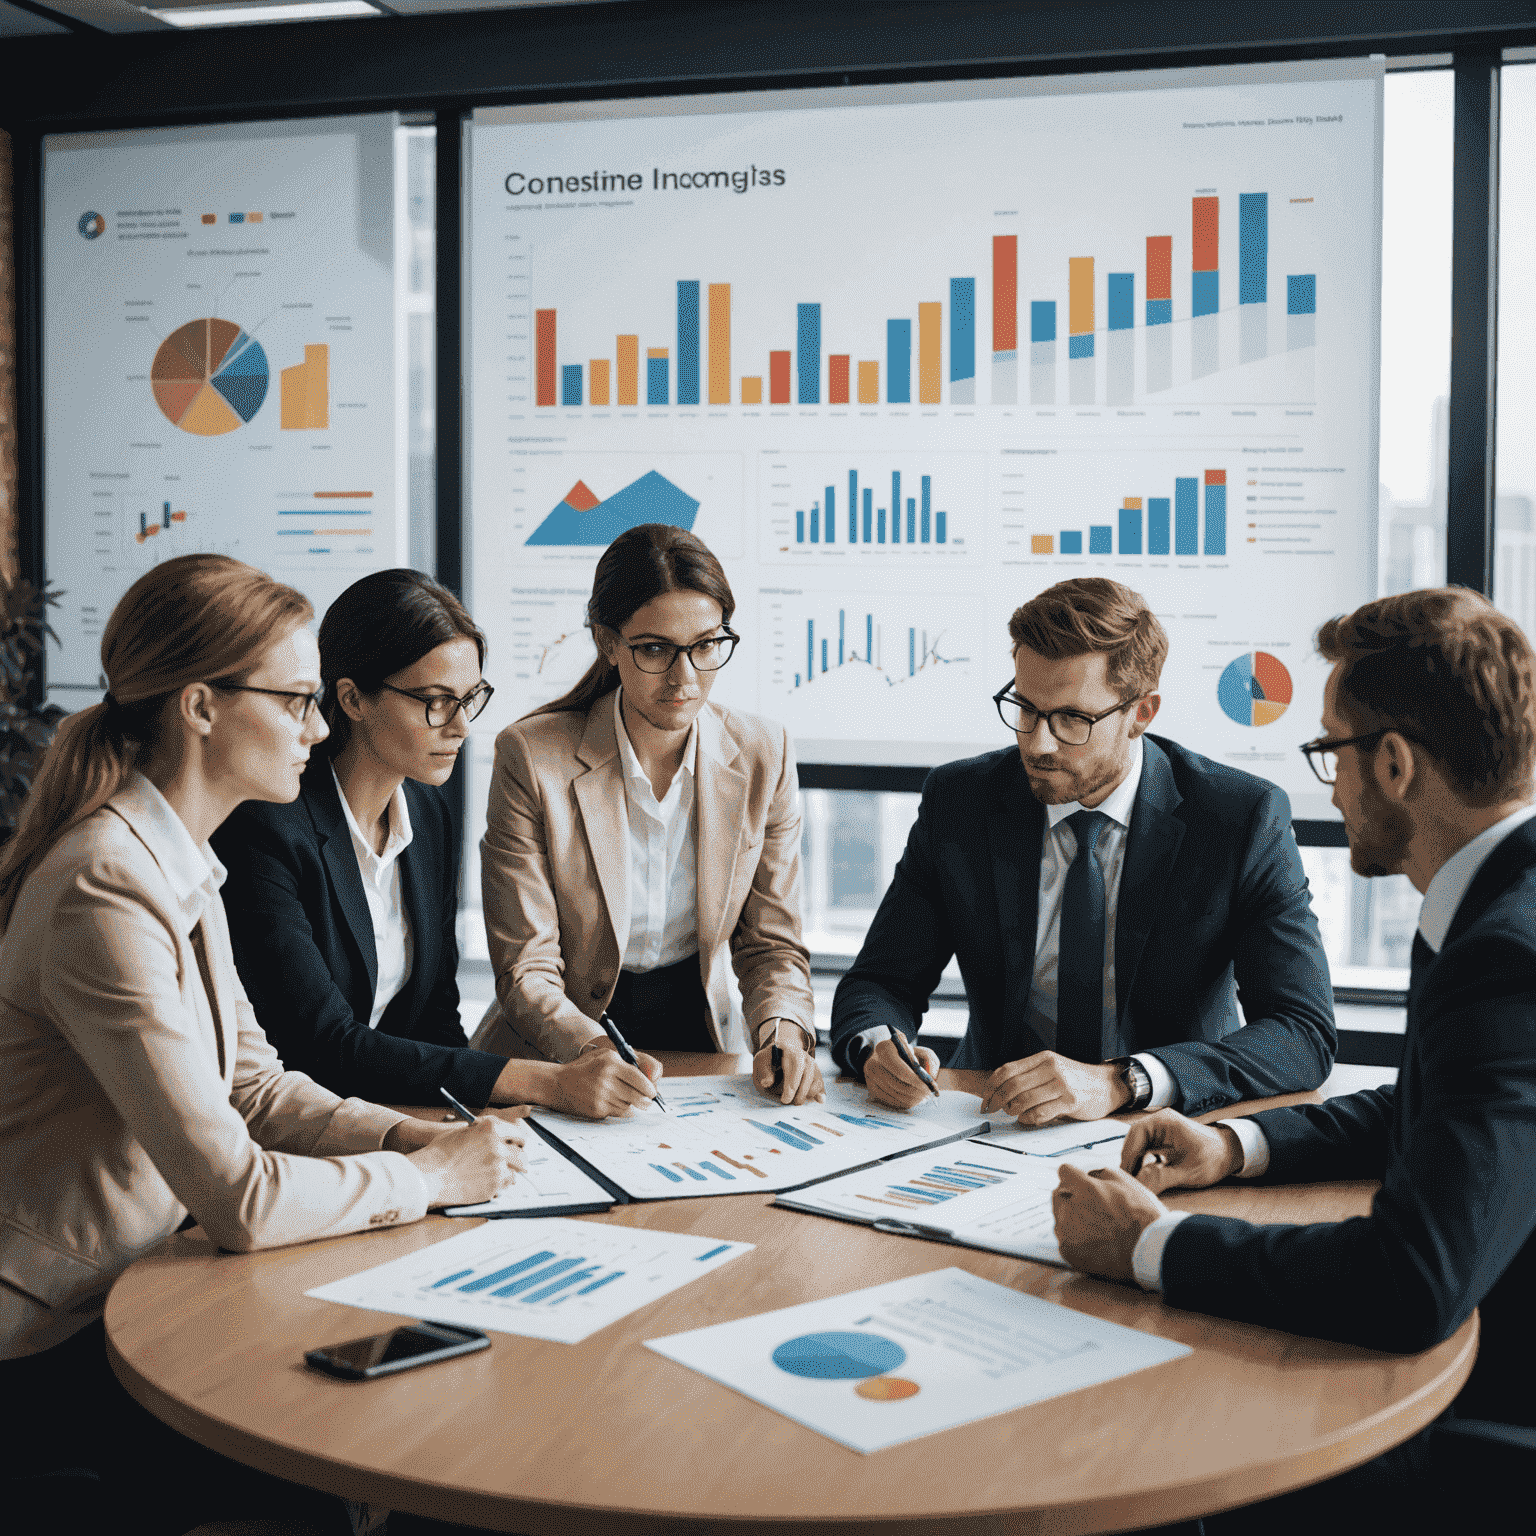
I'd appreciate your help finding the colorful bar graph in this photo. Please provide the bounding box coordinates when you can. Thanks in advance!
[677,281,700,405]
[857,360,879,404]
[1175,477,1199,554]
[769,350,791,405]
[617,334,638,406]
[993,236,1018,352]
[1193,196,1219,316]
[1204,469,1227,555]
[918,302,941,403]
[646,347,669,406]
[560,363,582,406]
[950,277,975,385]
[797,303,821,404]
[535,310,556,408]
[589,358,610,406]
[1068,258,1094,358]
[1146,235,1173,325]
[887,320,911,404]
[708,283,730,405]
[829,354,850,404]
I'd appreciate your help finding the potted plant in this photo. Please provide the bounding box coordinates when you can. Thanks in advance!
[0,577,66,844]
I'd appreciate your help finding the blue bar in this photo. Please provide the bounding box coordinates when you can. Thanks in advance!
[492,1257,584,1298]
[936,510,946,544]
[698,1163,734,1180]
[162,501,171,528]
[1239,194,1267,305]
[1148,497,1171,555]
[796,510,804,542]
[1031,301,1057,342]
[1287,274,1316,315]
[459,1250,555,1292]
[891,471,901,542]
[431,1268,474,1289]
[649,1162,683,1183]
[561,364,583,406]
[1118,506,1142,555]
[907,497,916,543]
[807,621,813,683]
[909,628,915,677]
[950,277,975,381]
[576,1272,623,1296]
[697,1243,732,1261]
[877,507,886,543]
[838,608,844,666]
[821,639,827,674]
[1060,530,1083,554]
[1108,274,1134,331]
[1192,270,1219,318]
[139,513,147,535]
[1205,482,1227,556]
[866,613,872,662]
[810,505,819,542]
[747,1117,816,1150]
[891,1185,945,1204]
[797,303,821,404]
[1146,298,1172,326]
[921,476,931,543]
[780,1119,822,1144]
[676,1164,706,1181]
[1089,526,1113,554]
[677,281,700,404]
[825,484,835,544]
[1069,333,1094,359]
[646,355,669,405]
[522,1266,600,1303]
[849,470,858,542]
[887,319,911,403]
[1175,478,1199,555]
[863,488,872,543]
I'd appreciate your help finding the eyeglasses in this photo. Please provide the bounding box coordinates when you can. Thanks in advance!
[993,682,1140,746]
[208,681,322,723]
[616,628,739,675]
[1298,729,1391,785]
[381,681,495,728]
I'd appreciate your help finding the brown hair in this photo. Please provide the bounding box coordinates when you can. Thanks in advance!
[528,523,735,718]
[1008,577,1169,697]
[1316,587,1536,806]
[0,554,313,930]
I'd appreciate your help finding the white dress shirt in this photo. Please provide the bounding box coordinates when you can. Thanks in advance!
[1130,799,1536,1292]
[614,688,700,974]
[123,770,226,935]
[332,767,414,1031]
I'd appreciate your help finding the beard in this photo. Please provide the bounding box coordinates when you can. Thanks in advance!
[1346,778,1414,877]
[1021,748,1128,807]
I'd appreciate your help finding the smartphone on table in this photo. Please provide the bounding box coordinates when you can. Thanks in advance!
[304,1321,490,1380]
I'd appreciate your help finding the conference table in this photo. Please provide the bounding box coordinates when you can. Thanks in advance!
[106,1054,1474,1535]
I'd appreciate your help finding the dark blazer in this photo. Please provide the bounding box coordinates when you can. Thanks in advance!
[1160,818,1536,1427]
[212,763,507,1109]
[830,734,1336,1114]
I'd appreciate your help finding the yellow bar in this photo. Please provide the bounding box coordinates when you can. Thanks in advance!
[1031,535,1055,554]
[740,376,763,404]
[647,347,668,359]
[617,335,639,406]
[708,283,731,405]
[589,359,611,407]
[857,360,879,404]
[280,343,329,430]
[1123,497,1142,510]
[1069,257,1094,336]
[918,302,941,404]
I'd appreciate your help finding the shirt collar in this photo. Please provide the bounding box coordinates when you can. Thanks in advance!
[330,764,414,871]
[1418,801,1536,953]
[113,770,226,935]
[613,687,697,795]
[1045,735,1145,831]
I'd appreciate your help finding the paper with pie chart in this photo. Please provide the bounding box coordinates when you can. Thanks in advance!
[646,1267,1191,1452]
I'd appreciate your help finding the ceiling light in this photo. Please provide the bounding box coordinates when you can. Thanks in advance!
[145,2,383,27]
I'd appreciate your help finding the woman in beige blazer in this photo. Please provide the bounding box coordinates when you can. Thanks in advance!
[475,523,820,1118]
[0,554,522,1534]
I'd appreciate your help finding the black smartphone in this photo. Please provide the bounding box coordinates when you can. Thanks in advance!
[304,1320,490,1380]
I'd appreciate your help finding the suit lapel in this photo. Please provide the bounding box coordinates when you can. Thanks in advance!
[307,765,379,998]
[572,697,630,950]
[694,706,748,962]
[394,785,437,1019]
[1113,738,1186,1029]
[991,755,1045,1050]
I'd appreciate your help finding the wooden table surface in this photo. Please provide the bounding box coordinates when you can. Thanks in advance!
[106,1055,1474,1535]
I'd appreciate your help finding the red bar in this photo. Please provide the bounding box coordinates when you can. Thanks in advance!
[1192,198,1219,273]
[769,349,791,404]
[1205,468,1227,485]
[535,309,557,407]
[828,354,850,404]
[1146,236,1172,301]
[992,235,1017,352]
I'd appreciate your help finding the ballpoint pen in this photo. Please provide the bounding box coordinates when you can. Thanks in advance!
[439,1086,479,1124]
[887,1024,940,1098]
[599,1012,669,1112]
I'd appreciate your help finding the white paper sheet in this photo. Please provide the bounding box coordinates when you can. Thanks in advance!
[528,1075,987,1199]
[972,1117,1130,1157]
[443,1127,615,1217]
[305,1218,751,1344]
[646,1267,1191,1452]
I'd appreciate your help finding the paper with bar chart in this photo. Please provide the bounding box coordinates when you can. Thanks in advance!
[646,1267,1191,1452]
[306,1218,751,1344]
[528,1076,987,1200]
[42,115,402,695]
[442,1126,617,1218]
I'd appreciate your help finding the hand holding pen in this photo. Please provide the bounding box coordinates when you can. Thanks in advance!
[862,1027,943,1112]
[599,1013,669,1113]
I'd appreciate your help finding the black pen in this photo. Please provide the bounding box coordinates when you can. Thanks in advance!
[599,1012,669,1112]
[887,1025,940,1098]
[439,1086,479,1124]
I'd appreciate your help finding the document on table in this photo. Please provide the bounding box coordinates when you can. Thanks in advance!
[305,1217,751,1344]
[775,1139,1123,1266]
[528,1075,988,1200]
[972,1117,1130,1157]
[443,1125,618,1217]
[647,1267,1191,1453]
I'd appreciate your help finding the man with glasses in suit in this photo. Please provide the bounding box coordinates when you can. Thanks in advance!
[830,576,1336,1123]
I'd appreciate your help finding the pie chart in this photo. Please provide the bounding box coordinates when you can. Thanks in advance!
[152,318,269,436]
[1218,650,1293,727]
[771,1331,907,1379]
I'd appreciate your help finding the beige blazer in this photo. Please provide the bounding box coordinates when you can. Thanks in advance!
[475,698,814,1061]
[0,781,428,1359]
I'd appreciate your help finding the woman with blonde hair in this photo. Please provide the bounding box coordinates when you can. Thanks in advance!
[0,553,522,1535]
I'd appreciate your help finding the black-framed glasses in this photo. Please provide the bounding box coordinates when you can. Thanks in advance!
[1298,729,1392,786]
[993,682,1140,746]
[381,682,495,728]
[617,627,739,675]
[208,681,322,724]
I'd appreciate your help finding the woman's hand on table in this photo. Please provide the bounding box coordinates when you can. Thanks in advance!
[545,1040,663,1120]
[399,1116,528,1209]
[752,1020,825,1105]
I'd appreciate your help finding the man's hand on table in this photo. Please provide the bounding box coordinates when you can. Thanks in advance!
[863,1037,943,1110]
[1052,1164,1170,1282]
[982,1052,1130,1123]
[752,1019,825,1105]
[1121,1109,1245,1192]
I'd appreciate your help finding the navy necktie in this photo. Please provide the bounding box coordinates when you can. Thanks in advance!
[1057,809,1111,1063]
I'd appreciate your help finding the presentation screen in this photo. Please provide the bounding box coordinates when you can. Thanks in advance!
[466,60,1381,822]
[42,114,408,706]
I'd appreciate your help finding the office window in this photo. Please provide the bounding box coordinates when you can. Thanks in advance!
[399,121,437,572]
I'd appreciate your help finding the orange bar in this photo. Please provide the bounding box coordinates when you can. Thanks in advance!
[1193,197,1219,272]
[828,354,850,404]
[314,491,373,499]
[741,376,763,404]
[918,301,941,403]
[535,310,557,407]
[769,350,791,404]
[1123,498,1143,510]
[993,235,1017,352]
[708,283,730,405]
[857,360,879,404]
[280,343,329,430]
[170,511,187,522]
[1069,258,1094,336]
[1031,535,1054,554]
[647,347,667,358]
[589,358,611,406]
[1146,235,1172,301]
[616,335,638,406]
[1205,468,1226,485]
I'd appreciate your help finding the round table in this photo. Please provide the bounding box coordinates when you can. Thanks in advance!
[106,1056,1475,1535]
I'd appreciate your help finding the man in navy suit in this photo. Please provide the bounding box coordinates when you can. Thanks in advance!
[1054,587,1536,1520]
[830,577,1336,1122]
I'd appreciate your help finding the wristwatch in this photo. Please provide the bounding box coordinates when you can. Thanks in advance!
[1109,1055,1154,1111]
